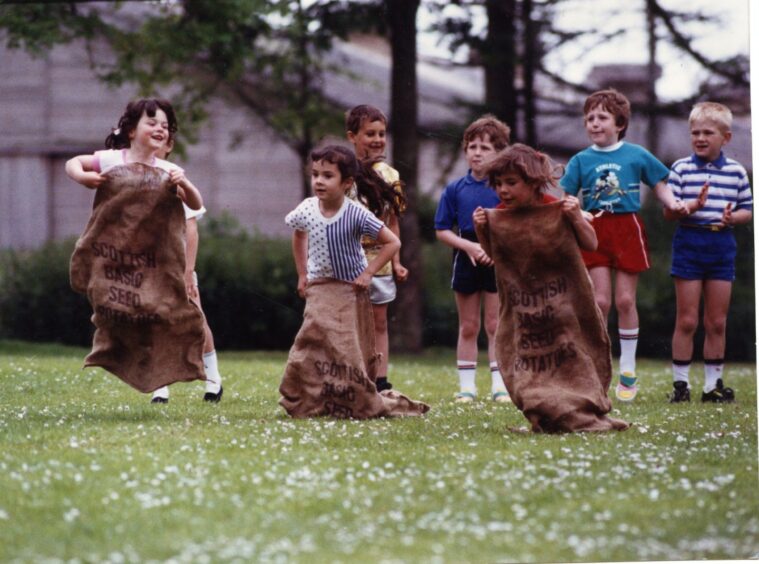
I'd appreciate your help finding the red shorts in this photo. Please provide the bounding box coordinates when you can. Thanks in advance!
[581,212,650,273]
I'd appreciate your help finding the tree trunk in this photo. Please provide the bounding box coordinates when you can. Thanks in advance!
[386,0,422,352]
[646,0,659,155]
[485,0,518,136]
[522,0,537,146]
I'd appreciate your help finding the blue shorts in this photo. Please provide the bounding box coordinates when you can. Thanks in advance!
[451,232,497,294]
[671,226,736,281]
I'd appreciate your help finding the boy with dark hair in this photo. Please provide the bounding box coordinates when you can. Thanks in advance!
[560,89,689,402]
[434,114,512,403]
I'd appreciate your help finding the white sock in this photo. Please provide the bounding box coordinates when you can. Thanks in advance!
[203,350,222,394]
[152,386,169,399]
[672,360,691,385]
[619,327,639,374]
[457,360,476,393]
[703,359,724,393]
[490,361,506,393]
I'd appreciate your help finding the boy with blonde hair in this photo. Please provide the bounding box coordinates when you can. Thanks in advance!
[435,114,512,403]
[560,89,689,402]
[665,101,752,403]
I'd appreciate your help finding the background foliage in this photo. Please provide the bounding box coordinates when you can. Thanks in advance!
[0,209,754,360]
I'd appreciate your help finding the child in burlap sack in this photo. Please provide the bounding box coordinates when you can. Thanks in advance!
[281,145,429,419]
[65,98,207,394]
[474,144,629,432]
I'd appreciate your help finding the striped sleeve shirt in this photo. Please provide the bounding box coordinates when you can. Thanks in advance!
[668,152,752,227]
[285,197,384,282]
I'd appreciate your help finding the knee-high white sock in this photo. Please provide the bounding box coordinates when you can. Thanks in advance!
[672,359,691,385]
[490,361,506,393]
[152,385,169,399]
[203,350,222,394]
[619,328,639,374]
[703,358,724,393]
[457,360,476,393]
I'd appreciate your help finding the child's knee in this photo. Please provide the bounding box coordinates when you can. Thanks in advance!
[675,312,699,335]
[615,292,636,314]
[704,315,727,337]
[459,318,481,340]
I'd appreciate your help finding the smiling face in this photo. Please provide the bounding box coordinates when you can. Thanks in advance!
[129,109,170,153]
[465,134,497,179]
[584,105,623,148]
[690,118,731,162]
[311,159,352,206]
[493,172,540,209]
[348,119,387,160]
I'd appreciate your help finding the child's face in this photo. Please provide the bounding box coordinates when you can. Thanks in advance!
[584,105,623,147]
[494,172,539,208]
[311,159,352,205]
[129,109,170,153]
[464,134,497,178]
[690,118,731,162]
[348,119,387,160]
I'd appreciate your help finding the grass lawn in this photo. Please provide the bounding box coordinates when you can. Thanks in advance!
[0,340,757,563]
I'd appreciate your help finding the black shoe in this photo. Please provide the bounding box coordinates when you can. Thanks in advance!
[151,396,169,404]
[701,379,735,403]
[376,378,393,392]
[669,381,690,403]
[203,386,223,403]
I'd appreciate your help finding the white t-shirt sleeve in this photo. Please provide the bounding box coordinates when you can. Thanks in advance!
[183,202,207,220]
[285,199,312,231]
[93,149,124,174]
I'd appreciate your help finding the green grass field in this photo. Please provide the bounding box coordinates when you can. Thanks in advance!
[1,340,757,563]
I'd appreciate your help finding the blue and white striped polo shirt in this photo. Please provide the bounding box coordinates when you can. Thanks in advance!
[285,197,384,282]
[667,152,752,227]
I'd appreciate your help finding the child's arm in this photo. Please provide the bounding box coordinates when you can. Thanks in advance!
[436,229,493,267]
[720,203,752,227]
[472,207,493,259]
[65,155,105,189]
[663,182,709,221]
[561,195,597,251]
[354,226,400,290]
[168,170,203,210]
[292,230,308,298]
[653,180,689,217]
[185,218,199,300]
[386,213,408,282]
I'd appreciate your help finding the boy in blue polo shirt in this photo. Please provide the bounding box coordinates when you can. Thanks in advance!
[434,114,511,403]
[665,102,752,403]
[560,89,688,402]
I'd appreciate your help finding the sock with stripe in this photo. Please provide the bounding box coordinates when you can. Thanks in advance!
[672,359,691,385]
[703,358,724,393]
[457,360,477,394]
[619,327,639,374]
[490,361,507,394]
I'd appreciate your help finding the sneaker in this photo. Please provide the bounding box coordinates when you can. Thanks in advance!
[454,390,476,403]
[492,390,511,403]
[669,381,690,403]
[701,379,735,403]
[150,396,168,404]
[615,371,638,402]
[203,386,223,403]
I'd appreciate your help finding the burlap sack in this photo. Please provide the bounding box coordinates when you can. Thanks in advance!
[476,203,629,433]
[70,163,206,393]
[279,278,430,418]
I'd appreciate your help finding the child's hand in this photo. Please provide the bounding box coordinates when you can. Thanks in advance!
[472,206,488,227]
[353,271,372,290]
[79,171,105,189]
[184,271,198,300]
[669,199,690,218]
[297,275,307,299]
[561,195,585,222]
[686,182,709,214]
[168,169,188,188]
[720,202,733,227]
[393,262,409,282]
[581,210,594,222]
[466,241,493,267]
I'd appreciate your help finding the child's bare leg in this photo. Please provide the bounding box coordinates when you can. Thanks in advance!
[483,291,507,398]
[372,303,392,390]
[614,271,639,330]
[454,291,482,397]
[702,280,732,393]
[613,270,640,400]
[195,290,222,400]
[672,278,703,361]
[588,267,612,322]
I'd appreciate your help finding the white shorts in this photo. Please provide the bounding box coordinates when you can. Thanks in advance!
[369,275,396,305]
